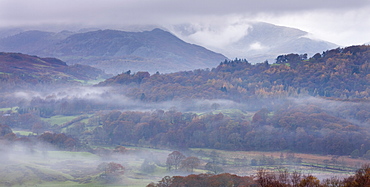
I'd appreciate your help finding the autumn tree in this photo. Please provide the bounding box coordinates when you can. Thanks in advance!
[252,108,269,124]
[0,124,12,137]
[32,122,44,135]
[166,151,186,171]
[299,175,321,187]
[343,164,370,186]
[113,145,127,154]
[151,173,257,187]
[180,156,200,172]
[97,162,125,183]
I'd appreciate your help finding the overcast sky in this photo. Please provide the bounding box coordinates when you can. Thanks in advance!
[1,0,370,46]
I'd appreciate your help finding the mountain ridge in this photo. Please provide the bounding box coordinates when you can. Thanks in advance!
[0,28,227,74]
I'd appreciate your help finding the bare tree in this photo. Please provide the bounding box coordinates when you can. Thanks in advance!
[166,151,186,171]
[291,170,302,187]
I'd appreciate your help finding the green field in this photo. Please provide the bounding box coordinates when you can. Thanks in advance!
[197,108,254,120]
[41,115,83,126]
[0,107,18,112]
[13,130,36,136]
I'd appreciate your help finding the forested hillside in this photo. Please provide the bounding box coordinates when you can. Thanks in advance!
[82,105,369,156]
[0,52,108,90]
[99,45,370,101]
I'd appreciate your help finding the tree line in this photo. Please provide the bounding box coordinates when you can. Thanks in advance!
[83,104,370,157]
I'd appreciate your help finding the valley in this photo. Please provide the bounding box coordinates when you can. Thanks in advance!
[0,29,370,186]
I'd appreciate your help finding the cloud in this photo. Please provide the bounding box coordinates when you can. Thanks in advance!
[1,0,369,26]
[254,7,370,46]
[0,0,369,46]
[168,16,251,49]
[249,42,266,51]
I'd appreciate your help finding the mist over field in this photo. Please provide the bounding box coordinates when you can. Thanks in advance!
[0,141,173,186]
[9,86,245,113]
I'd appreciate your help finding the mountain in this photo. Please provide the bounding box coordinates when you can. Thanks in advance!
[0,52,108,88]
[171,22,338,63]
[0,29,227,74]
[0,28,24,39]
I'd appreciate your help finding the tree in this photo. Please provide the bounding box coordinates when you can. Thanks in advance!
[150,173,257,187]
[363,150,370,160]
[205,162,224,174]
[351,149,360,159]
[32,122,44,135]
[291,170,302,187]
[343,164,370,186]
[299,175,320,187]
[252,108,269,124]
[141,159,156,173]
[181,157,200,172]
[97,162,125,183]
[113,145,127,154]
[166,151,186,171]
[0,124,12,137]
[160,176,174,187]
[321,176,342,187]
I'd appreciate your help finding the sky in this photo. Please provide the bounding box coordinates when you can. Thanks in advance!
[1,0,370,46]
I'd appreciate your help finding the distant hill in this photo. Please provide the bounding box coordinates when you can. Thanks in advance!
[171,22,338,63]
[0,52,108,89]
[0,28,24,39]
[0,30,74,54]
[0,29,227,74]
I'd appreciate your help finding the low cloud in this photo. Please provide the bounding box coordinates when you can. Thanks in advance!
[249,42,266,51]
[169,16,251,50]
[1,0,369,48]
[11,86,243,113]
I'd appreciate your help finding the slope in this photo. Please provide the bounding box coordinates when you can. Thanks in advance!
[98,45,370,102]
[0,29,228,74]
[0,52,108,89]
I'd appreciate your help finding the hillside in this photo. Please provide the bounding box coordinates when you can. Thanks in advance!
[98,45,370,102]
[171,22,338,63]
[0,52,108,89]
[0,29,227,74]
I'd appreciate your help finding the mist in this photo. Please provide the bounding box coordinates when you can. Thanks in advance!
[0,139,176,186]
[2,85,369,185]
[10,85,245,113]
[288,96,370,128]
